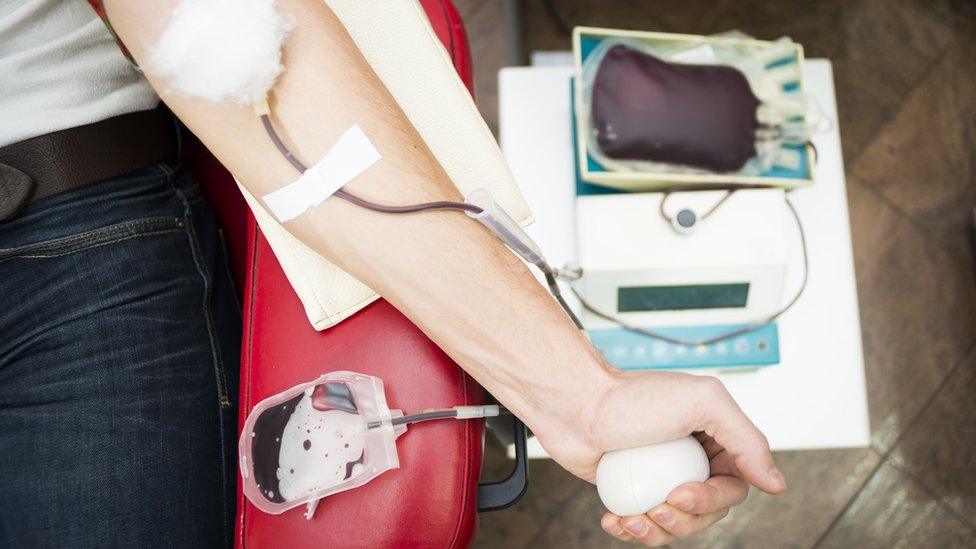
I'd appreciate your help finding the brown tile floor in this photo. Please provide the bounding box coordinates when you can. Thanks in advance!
[456,0,976,547]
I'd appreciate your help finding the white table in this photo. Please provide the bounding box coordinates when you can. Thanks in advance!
[498,60,869,452]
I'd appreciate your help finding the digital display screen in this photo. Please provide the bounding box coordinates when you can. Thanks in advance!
[617,283,750,312]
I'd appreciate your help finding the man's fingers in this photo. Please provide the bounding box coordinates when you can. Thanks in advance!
[706,447,743,477]
[600,513,634,542]
[695,433,745,477]
[647,504,730,537]
[620,514,674,547]
[666,476,749,515]
[634,477,744,540]
[694,432,724,459]
[697,377,786,494]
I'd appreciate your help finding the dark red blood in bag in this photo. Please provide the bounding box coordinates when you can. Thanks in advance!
[590,44,760,173]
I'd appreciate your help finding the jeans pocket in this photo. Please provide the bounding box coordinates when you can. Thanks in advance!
[0,216,185,263]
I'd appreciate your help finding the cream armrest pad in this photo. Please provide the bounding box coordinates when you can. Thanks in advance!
[239,0,533,330]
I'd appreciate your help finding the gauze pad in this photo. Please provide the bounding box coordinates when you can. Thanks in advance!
[151,0,291,104]
[262,125,382,222]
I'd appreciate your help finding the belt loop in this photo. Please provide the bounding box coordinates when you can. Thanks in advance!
[0,163,35,222]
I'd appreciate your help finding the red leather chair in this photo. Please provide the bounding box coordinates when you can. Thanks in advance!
[185,2,526,547]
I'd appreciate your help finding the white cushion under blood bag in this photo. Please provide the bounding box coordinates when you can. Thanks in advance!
[236,0,534,330]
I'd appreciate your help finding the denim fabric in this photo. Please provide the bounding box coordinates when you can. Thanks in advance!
[0,162,241,548]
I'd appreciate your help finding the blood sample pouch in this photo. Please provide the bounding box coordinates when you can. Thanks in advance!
[580,36,826,176]
[239,371,405,516]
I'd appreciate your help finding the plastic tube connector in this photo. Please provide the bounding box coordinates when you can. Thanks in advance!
[454,405,501,420]
[465,188,547,269]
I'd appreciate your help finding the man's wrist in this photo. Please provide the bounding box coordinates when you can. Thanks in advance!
[511,345,619,441]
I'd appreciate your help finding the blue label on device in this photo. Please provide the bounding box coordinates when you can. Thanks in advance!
[588,323,780,370]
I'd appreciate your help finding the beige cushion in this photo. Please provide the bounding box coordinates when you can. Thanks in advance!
[238,0,532,330]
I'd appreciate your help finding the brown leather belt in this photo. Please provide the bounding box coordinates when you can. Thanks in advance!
[0,106,177,222]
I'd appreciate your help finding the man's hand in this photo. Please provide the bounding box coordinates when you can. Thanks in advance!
[532,370,787,546]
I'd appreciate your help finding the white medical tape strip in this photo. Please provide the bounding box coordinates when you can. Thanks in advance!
[262,124,381,222]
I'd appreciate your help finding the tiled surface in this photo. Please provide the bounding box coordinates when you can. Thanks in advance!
[461,0,976,546]
[669,449,883,549]
[852,31,976,260]
[477,439,593,548]
[817,461,976,548]
[846,179,976,450]
[890,347,976,526]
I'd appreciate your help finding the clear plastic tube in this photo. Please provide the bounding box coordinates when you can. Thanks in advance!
[465,188,546,269]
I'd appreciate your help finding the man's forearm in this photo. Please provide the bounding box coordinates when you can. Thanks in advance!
[104,0,613,432]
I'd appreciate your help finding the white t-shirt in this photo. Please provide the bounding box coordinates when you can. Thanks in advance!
[0,0,159,148]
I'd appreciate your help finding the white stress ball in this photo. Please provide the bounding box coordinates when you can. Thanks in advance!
[597,437,711,516]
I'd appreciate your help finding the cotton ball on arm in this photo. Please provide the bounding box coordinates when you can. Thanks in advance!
[150,0,292,105]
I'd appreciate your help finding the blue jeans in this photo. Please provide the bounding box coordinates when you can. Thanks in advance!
[0,162,241,548]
